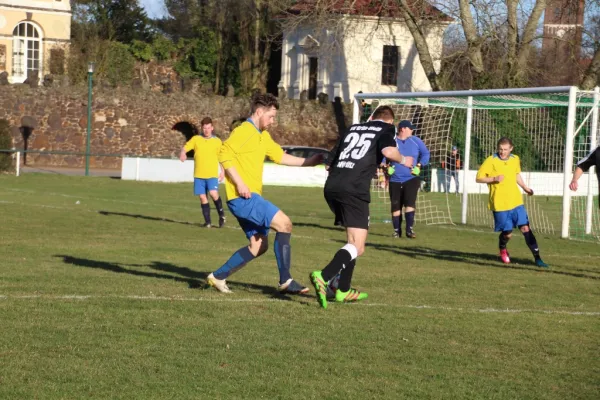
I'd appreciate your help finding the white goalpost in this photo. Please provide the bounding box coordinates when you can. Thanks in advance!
[355,86,600,242]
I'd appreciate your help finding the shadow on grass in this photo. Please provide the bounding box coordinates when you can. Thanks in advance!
[54,255,311,300]
[294,221,388,237]
[331,240,600,280]
[99,211,196,227]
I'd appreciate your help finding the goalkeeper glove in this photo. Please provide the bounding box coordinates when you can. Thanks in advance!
[387,165,395,175]
[411,163,422,176]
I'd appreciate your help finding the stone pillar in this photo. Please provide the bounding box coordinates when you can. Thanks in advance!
[277,81,287,99]
[333,82,343,101]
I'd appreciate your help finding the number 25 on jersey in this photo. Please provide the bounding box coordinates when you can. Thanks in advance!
[339,133,375,160]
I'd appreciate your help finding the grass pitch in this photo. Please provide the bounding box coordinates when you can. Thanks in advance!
[0,174,599,399]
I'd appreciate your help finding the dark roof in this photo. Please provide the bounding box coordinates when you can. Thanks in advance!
[287,0,452,22]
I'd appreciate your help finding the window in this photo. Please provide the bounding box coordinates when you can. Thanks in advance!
[381,45,399,86]
[12,22,42,83]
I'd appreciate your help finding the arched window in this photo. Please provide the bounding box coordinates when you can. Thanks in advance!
[12,22,42,83]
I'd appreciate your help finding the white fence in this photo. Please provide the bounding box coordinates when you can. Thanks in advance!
[429,168,598,197]
[121,157,328,187]
[121,158,598,197]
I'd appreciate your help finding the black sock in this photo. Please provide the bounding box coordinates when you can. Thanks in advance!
[274,232,292,284]
[213,198,224,218]
[201,203,211,224]
[322,249,353,281]
[523,230,540,259]
[405,211,415,233]
[392,215,401,234]
[499,232,510,250]
[337,259,356,292]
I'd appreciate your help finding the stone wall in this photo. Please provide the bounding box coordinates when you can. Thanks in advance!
[0,85,352,169]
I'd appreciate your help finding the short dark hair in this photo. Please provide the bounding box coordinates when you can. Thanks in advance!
[200,117,212,126]
[251,93,279,114]
[371,105,395,121]
[497,137,514,147]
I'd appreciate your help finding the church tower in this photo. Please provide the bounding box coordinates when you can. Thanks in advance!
[541,0,585,85]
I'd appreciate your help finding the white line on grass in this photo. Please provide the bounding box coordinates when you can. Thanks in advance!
[1,294,598,316]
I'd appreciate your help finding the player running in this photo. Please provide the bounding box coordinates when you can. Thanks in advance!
[475,137,548,268]
[309,106,414,309]
[207,93,323,294]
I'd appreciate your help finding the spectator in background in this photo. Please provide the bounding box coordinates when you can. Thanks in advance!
[442,146,461,194]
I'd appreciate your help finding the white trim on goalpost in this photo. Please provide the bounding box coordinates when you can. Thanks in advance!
[561,86,578,238]
[586,88,599,234]
[462,96,473,224]
[354,86,574,101]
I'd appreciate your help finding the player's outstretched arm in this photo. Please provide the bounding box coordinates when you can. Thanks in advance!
[279,153,324,167]
[569,167,584,191]
[381,147,413,167]
[516,173,534,195]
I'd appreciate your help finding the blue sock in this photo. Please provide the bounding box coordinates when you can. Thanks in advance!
[274,232,292,284]
[392,215,401,234]
[405,211,415,233]
[201,203,211,224]
[213,247,255,280]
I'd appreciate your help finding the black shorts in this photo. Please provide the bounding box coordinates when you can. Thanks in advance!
[389,178,420,212]
[324,191,370,230]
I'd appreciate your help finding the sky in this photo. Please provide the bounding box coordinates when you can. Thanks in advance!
[140,0,167,19]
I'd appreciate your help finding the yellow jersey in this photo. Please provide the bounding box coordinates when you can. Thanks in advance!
[476,154,523,212]
[184,135,222,179]
[218,120,284,201]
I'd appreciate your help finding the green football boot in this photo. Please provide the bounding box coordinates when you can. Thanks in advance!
[335,288,368,303]
[309,271,328,309]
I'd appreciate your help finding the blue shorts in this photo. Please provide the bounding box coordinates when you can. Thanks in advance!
[227,194,280,239]
[493,205,529,232]
[194,178,219,196]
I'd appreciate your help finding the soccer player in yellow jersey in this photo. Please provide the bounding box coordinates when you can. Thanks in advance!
[476,137,548,268]
[179,117,226,228]
[207,94,324,294]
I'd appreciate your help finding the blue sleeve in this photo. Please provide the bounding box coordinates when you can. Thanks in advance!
[381,157,387,164]
[417,138,430,166]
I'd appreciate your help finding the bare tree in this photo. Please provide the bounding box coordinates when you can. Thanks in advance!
[580,2,600,89]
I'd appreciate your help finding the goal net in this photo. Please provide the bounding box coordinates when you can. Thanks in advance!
[356,87,600,242]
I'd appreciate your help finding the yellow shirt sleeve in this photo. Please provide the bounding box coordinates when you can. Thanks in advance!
[184,136,197,152]
[514,155,521,174]
[476,156,494,180]
[218,133,238,170]
[263,131,284,164]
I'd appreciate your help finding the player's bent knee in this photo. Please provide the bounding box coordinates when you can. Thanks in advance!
[256,243,269,256]
[355,245,365,257]
[519,225,530,233]
[249,235,268,256]
[272,211,293,233]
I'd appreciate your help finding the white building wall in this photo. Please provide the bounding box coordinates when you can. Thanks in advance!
[280,17,448,102]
